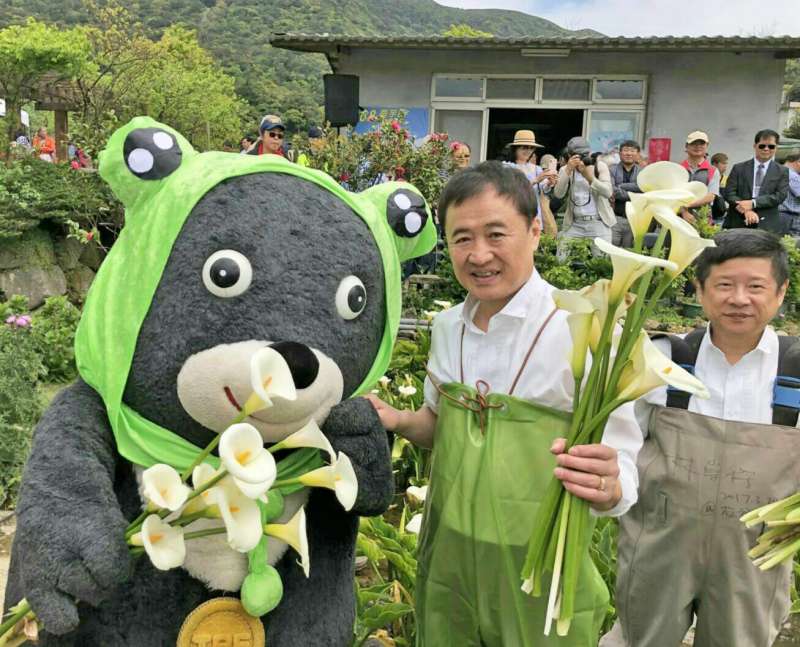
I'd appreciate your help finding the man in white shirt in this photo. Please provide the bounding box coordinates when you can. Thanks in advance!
[366,161,642,645]
[606,229,797,647]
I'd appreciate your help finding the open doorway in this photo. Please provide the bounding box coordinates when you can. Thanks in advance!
[487,108,584,162]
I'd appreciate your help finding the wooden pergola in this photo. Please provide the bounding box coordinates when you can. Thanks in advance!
[29,75,82,162]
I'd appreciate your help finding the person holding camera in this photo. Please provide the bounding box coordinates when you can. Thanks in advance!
[553,136,615,254]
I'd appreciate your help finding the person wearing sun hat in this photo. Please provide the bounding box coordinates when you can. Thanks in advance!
[248,114,286,157]
[506,129,558,234]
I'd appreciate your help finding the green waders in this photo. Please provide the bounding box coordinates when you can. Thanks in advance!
[615,407,800,647]
[416,381,609,646]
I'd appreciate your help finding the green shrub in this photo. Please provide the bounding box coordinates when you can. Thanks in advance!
[0,157,123,241]
[0,323,44,508]
[30,295,81,382]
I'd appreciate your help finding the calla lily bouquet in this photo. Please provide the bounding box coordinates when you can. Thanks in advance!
[0,347,359,646]
[520,162,714,636]
[741,492,800,571]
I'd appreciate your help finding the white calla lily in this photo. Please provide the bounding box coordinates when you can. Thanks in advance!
[242,346,298,416]
[270,419,335,463]
[636,161,690,192]
[298,452,359,511]
[652,206,716,277]
[553,289,597,376]
[625,198,655,246]
[406,513,423,534]
[594,238,677,304]
[686,180,710,201]
[264,507,310,577]
[406,485,428,503]
[142,464,191,511]
[131,514,186,570]
[205,482,263,552]
[220,423,277,486]
[398,385,417,398]
[616,331,710,402]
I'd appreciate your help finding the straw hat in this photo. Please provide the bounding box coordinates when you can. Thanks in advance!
[509,129,544,148]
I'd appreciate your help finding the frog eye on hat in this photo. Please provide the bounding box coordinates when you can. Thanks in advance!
[123,127,182,180]
[387,189,428,239]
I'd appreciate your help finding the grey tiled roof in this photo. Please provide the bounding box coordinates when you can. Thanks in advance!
[271,32,800,53]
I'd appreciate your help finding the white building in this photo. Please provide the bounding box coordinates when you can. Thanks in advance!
[272,34,800,163]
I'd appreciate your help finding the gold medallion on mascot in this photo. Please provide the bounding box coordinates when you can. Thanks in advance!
[177,597,265,647]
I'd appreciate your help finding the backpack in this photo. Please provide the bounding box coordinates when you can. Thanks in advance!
[654,327,800,426]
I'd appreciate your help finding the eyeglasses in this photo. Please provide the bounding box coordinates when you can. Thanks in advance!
[267,131,285,140]
[757,143,776,150]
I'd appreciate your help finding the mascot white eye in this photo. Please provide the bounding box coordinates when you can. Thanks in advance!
[336,275,367,320]
[202,250,253,297]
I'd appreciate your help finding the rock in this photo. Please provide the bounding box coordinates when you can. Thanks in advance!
[78,240,106,271]
[0,228,56,270]
[65,264,96,303]
[54,236,84,271]
[0,266,67,308]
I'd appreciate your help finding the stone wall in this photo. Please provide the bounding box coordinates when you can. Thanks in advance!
[0,227,102,308]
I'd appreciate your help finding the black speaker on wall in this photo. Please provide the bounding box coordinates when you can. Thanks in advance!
[324,74,360,127]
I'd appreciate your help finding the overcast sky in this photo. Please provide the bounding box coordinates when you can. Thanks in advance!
[434,0,800,37]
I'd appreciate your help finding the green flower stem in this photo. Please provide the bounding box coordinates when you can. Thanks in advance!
[184,527,228,541]
[520,478,565,592]
[0,599,31,642]
[558,495,588,627]
[173,510,213,527]
[125,470,228,540]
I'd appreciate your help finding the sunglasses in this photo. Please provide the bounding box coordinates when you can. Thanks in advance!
[267,131,285,139]
[757,143,776,150]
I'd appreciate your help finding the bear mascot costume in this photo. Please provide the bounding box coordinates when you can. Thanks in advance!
[3,117,436,646]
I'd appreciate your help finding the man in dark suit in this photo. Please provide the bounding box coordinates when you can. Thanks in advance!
[723,129,789,233]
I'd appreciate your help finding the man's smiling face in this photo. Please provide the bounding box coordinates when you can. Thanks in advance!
[444,187,540,311]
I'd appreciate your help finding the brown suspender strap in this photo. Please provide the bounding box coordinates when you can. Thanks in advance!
[457,306,559,395]
[508,307,559,397]
[431,305,559,435]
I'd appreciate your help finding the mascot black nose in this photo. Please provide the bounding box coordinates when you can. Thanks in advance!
[269,341,319,390]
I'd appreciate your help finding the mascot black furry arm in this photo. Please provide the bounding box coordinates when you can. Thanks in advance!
[3,117,436,646]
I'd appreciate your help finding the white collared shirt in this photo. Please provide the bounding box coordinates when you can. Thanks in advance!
[640,326,789,429]
[423,270,643,517]
[752,157,774,199]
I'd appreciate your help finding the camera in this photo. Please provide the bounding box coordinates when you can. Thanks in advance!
[566,137,598,166]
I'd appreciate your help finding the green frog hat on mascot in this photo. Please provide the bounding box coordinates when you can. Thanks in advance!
[75,116,436,471]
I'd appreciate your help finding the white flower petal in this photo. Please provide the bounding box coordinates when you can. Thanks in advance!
[274,420,335,463]
[142,464,191,512]
[265,507,310,577]
[141,514,186,570]
[594,238,678,303]
[406,513,423,534]
[220,423,277,486]
[637,161,689,192]
[245,346,298,414]
[406,485,428,503]
[208,486,263,552]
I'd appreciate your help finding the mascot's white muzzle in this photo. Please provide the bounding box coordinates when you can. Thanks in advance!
[176,339,344,442]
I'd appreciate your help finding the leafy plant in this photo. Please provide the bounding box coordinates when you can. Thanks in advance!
[0,321,44,508]
[30,295,81,382]
[355,514,418,646]
[0,157,123,240]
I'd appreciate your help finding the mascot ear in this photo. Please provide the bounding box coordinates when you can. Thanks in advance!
[360,183,437,263]
[98,117,196,211]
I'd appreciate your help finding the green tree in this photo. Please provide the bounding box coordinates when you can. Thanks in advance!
[784,59,800,139]
[441,23,493,38]
[0,18,91,159]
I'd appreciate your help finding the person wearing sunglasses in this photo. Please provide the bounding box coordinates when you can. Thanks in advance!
[248,114,286,157]
[723,129,789,234]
